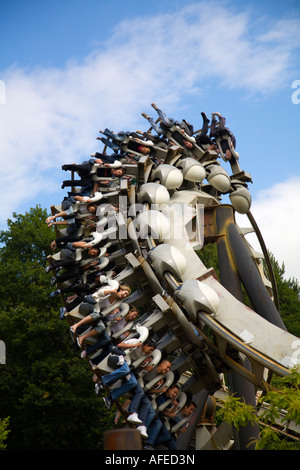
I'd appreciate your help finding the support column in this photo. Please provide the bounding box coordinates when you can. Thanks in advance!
[215,205,260,450]
[176,390,209,450]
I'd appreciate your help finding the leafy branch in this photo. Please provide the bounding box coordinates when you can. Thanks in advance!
[216,367,300,449]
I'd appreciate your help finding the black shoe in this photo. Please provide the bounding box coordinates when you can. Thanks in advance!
[45,264,54,273]
[73,280,82,288]
[201,112,209,123]
[144,444,155,450]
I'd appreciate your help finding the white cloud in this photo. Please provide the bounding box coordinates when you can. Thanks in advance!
[1,1,300,228]
[236,177,300,283]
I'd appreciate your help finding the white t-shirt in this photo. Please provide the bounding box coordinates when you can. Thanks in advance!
[91,279,119,302]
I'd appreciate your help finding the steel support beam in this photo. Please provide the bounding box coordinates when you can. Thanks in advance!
[214,205,260,450]
[176,389,209,450]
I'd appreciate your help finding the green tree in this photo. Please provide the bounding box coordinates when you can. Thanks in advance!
[0,206,54,310]
[0,417,10,450]
[196,242,220,278]
[0,206,114,449]
[269,254,300,338]
[216,368,300,450]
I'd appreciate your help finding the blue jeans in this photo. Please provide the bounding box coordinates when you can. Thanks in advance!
[145,406,157,428]
[146,417,163,445]
[154,107,174,127]
[102,129,126,143]
[146,116,164,135]
[102,361,131,386]
[110,374,138,400]
[155,425,178,450]
[86,331,112,355]
[128,383,153,425]
[86,331,114,365]
[91,344,114,365]
[100,137,121,152]
[102,362,138,400]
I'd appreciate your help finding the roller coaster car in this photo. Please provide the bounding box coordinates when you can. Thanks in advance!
[150,163,183,189]
[146,371,175,410]
[174,157,206,183]
[96,324,149,373]
[134,210,171,242]
[48,104,300,450]
[119,134,168,162]
[160,391,188,431]
[164,124,205,159]
[203,162,231,193]
[137,182,170,206]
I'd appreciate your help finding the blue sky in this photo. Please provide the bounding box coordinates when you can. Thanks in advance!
[0,0,300,281]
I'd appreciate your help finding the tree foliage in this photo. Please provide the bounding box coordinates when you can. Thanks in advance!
[0,417,10,450]
[0,206,54,311]
[269,254,300,338]
[216,368,300,450]
[0,206,114,450]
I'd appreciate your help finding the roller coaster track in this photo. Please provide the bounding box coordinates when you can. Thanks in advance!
[47,105,300,450]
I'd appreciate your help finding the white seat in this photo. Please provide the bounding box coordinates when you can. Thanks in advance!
[160,391,187,430]
[145,371,174,394]
[131,348,162,373]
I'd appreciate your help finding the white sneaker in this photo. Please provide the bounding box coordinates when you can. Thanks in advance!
[127,413,142,425]
[136,425,148,439]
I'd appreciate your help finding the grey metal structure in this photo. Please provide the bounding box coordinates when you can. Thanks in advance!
[47,104,300,450]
